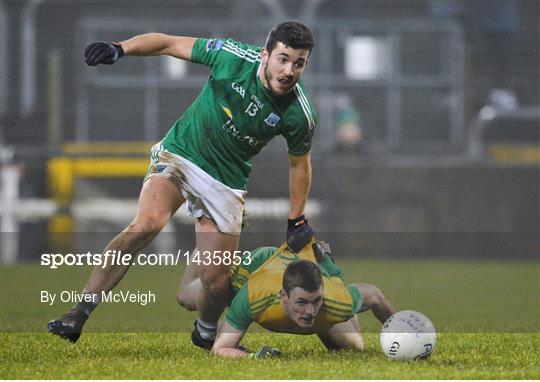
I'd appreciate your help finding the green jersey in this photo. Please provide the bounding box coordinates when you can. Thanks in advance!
[161,38,318,190]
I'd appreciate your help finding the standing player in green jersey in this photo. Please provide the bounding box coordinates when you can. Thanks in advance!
[177,241,396,358]
[48,21,318,347]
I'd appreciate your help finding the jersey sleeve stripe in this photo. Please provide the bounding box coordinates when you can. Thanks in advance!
[319,306,353,319]
[223,42,255,59]
[321,303,353,314]
[250,295,277,311]
[296,84,316,126]
[252,303,273,315]
[224,42,260,60]
[250,293,276,307]
[251,297,279,315]
[222,42,261,63]
[235,274,248,283]
[294,85,315,131]
[222,46,257,63]
[232,275,248,290]
[323,297,353,308]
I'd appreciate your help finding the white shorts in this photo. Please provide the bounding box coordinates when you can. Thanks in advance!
[145,142,246,235]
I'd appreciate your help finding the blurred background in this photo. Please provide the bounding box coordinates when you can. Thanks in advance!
[1,0,539,264]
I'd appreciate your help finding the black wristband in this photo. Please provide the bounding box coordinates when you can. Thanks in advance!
[288,215,306,229]
[111,42,124,58]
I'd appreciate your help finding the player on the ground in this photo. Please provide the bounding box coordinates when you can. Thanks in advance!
[48,21,318,346]
[178,241,396,357]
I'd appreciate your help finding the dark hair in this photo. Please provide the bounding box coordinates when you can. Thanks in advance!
[282,260,323,296]
[265,20,315,55]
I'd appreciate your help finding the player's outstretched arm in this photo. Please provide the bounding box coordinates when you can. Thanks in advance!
[84,34,196,66]
[211,321,248,357]
[352,283,396,324]
[288,152,311,219]
[287,153,314,252]
[212,322,281,359]
[120,33,196,60]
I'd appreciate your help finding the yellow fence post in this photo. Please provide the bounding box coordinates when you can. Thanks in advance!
[47,157,75,250]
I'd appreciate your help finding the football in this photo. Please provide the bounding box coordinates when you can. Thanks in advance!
[380,310,437,361]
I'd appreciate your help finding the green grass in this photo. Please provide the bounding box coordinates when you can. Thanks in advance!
[1,333,538,379]
[1,259,539,379]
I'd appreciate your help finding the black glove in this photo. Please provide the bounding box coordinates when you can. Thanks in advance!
[312,240,332,263]
[247,346,281,359]
[85,41,124,66]
[287,215,314,253]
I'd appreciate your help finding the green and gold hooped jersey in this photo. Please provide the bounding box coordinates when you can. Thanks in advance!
[161,38,318,190]
[226,243,363,334]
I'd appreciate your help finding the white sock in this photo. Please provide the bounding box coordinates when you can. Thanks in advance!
[196,318,217,341]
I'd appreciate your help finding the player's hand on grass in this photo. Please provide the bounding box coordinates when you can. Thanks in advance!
[287,215,314,252]
[85,42,124,66]
[247,346,281,359]
[47,309,88,343]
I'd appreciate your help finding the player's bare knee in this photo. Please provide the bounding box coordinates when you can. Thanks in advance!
[201,278,229,299]
[127,217,165,238]
[176,290,185,307]
[177,290,197,311]
[199,271,230,299]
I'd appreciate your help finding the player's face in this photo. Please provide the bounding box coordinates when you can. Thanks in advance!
[281,286,323,328]
[260,42,310,97]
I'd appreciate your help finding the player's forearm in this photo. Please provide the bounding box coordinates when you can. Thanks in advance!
[288,156,312,219]
[212,347,249,358]
[352,283,395,324]
[119,33,194,60]
[372,295,395,324]
[212,322,247,357]
[366,287,395,324]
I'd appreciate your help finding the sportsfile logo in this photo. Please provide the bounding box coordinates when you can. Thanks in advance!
[40,250,252,269]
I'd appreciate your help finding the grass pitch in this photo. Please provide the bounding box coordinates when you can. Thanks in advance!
[1,259,539,379]
[1,332,538,379]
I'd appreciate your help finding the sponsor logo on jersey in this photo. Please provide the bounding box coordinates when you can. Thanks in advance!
[232,82,245,98]
[206,39,225,51]
[264,112,281,127]
[221,105,233,119]
[220,105,262,148]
